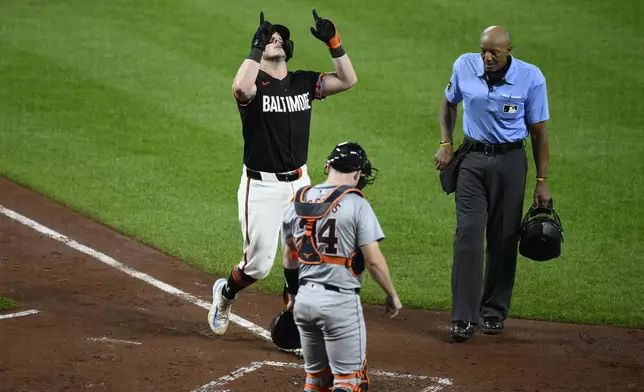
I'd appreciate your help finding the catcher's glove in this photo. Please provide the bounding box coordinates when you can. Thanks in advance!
[269,309,301,350]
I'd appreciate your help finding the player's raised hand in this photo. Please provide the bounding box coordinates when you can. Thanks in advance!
[251,11,274,51]
[309,9,341,49]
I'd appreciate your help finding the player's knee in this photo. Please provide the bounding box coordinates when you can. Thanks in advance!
[244,246,276,280]
[252,261,273,280]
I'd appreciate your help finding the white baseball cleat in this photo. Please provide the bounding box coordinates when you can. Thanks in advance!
[208,278,237,336]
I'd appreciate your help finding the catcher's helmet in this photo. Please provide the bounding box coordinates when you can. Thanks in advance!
[325,142,379,190]
[269,309,301,350]
[272,24,294,62]
[518,200,564,262]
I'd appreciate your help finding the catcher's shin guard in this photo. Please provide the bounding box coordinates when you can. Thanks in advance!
[333,360,370,391]
[304,367,332,392]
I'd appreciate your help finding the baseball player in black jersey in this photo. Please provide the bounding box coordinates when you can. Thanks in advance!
[208,9,358,338]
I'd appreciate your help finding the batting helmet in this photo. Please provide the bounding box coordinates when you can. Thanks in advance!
[272,24,294,62]
[269,309,301,350]
[518,199,564,262]
[325,142,379,190]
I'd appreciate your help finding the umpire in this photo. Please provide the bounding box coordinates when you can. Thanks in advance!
[435,26,552,342]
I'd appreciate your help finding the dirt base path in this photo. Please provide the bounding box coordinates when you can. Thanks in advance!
[1,178,642,391]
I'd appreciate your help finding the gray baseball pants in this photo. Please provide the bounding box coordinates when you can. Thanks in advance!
[293,281,368,391]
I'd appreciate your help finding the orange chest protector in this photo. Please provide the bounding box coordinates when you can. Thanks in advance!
[293,185,366,276]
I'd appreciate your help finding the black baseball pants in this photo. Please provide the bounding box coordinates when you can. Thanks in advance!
[451,140,528,323]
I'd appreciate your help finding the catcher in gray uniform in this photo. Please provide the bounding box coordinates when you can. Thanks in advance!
[280,142,403,392]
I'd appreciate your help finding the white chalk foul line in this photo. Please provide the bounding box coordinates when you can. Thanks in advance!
[87,337,142,345]
[0,205,270,341]
[191,361,266,392]
[0,309,40,320]
[192,361,453,392]
[0,205,453,390]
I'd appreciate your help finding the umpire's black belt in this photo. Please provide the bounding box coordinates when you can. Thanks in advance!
[466,137,525,155]
[246,167,303,182]
[299,279,360,294]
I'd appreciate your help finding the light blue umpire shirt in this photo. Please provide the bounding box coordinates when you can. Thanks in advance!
[445,53,550,144]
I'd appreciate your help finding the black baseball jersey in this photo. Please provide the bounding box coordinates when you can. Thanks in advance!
[236,69,323,173]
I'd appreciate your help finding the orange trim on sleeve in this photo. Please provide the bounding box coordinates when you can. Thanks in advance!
[232,87,256,107]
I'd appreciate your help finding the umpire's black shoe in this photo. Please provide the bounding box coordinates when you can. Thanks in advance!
[450,320,477,342]
[482,316,504,335]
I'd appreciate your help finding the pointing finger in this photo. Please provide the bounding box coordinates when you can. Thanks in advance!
[260,11,264,25]
[312,9,319,21]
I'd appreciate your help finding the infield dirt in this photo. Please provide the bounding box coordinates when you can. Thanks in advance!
[1,177,642,391]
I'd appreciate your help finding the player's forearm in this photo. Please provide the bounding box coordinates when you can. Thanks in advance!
[529,122,549,178]
[282,245,300,295]
[439,97,457,143]
[330,53,357,89]
[365,255,398,297]
[282,245,298,270]
[232,58,260,101]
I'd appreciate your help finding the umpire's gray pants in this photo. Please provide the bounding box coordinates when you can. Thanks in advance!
[452,146,528,323]
[293,281,368,391]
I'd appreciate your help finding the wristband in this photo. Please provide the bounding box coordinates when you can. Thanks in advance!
[284,268,299,295]
[440,142,452,147]
[330,45,346,58]
[247,47,263,63]
[536,177,547,182]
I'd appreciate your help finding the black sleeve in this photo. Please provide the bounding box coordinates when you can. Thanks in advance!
[295,70,324,102]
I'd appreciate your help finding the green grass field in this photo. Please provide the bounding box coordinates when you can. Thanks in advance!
[1,0,642,327]
[0,297,19,311]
